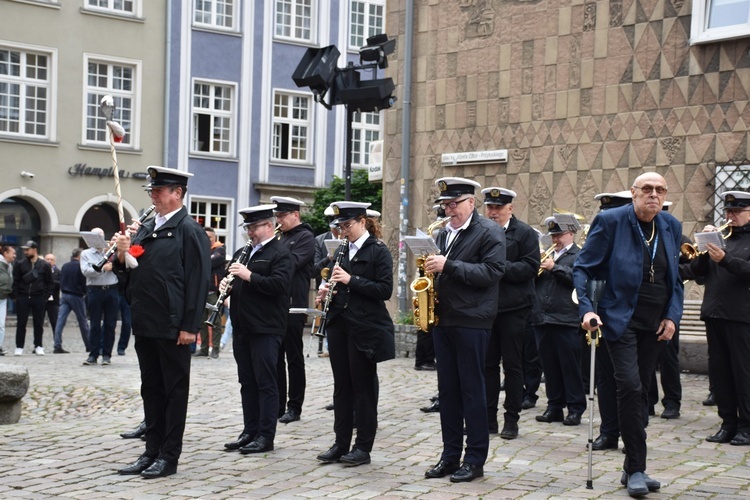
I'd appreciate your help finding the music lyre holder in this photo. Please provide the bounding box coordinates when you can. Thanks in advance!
[585,279,606,490]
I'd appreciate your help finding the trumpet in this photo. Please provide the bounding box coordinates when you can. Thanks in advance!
[538,245,556,276]
[205,238,254,328]
[93,205,156,272]
[680,221,733,260]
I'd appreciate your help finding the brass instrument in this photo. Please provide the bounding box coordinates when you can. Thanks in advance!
[205,238,254,328]
[274,223,282,239]
[538,245,556,276]
[410,217,448,332]
[680,221,733,260]
[93,205,156,272]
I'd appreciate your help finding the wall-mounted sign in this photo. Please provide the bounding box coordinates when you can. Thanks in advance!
[68,163,149,179]
[441,149,508,166]
[368,140,383,182]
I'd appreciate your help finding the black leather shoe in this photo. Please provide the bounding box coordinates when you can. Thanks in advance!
[239,436,274,454]
[420,400,440,413]
[317,444,349,463]
[339,448,370,467]
[414,362,436,371]
[707,428,735,443]
[591,434,618,451]
[521,397,536,410]
[450,462,484,483]
[563,412,581,426]
[279,410,301,424]
[661,408,680,419]
[324,403,334,411]
[500,421,518,440]
[703,392,716,406]
[120,420,147,439]
[536,409,564,423]
[224,433,255,451]
[53,347,69,354]
[117,454,155,475]
[193,350,209,357]
[425,459,460,478]
[730,431,750,446]
[626,471,649,497]
[141,458,177,479]
[620,471,661,491]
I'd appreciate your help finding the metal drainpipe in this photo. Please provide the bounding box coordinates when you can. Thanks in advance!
[397,0,415,315]
[163,0,172,168]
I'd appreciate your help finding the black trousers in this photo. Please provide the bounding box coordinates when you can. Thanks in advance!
[648,327,682,411]
[535,323,586,414]
[596,338,620,438]
[135,336,192,464]
[415,329,435,367]
[327,322,378,453]
[606,327,659,474]
[15,294,46,349]
[523,316,543,402]
[277,314,306,415]
[435,324,490,466]
[45,301,58,334]
[486,308,529,424]
[705,318,750,434]
[233,333,282,441]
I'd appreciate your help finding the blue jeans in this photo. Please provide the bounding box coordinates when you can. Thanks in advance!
[54,293,90,350]
[87,286,119,358]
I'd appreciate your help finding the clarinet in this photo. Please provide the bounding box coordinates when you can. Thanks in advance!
[93,205,155,272]
[204,238,254,328]
[314,239,349,338]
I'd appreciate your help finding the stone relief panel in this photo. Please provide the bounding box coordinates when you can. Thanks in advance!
[460,0,496,39]
[660,137,682,163]
[583,3,596,32]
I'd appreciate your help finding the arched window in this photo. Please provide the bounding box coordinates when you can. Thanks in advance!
[0,197,41,246]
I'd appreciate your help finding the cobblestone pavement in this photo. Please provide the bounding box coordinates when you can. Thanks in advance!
[1,328,748,499]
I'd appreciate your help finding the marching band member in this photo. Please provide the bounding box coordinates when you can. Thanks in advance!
[315,201,395,467]
[423,178,505,483]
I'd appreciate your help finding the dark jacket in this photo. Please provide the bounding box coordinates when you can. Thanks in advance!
[532,244,580,326]
[12,256,53,298]
[326,235,395,363]
[115,207,211,338]
[573,204,684,341]
[279,223,316,309]
[313,230,335,287]
[59,259,87,297]
[229,237,293,336]
[49,264,61,305]
[208,241,227,293]
[0,260,12,299]
[689,222,750,323]
[497,215,541,312]
[434,209,506,329]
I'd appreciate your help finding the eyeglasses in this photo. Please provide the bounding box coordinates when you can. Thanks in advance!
[633,185,668,195]
[439,197,470,210]
[725,208,750,214]
[245,222,270,233]
[338,219,359,231]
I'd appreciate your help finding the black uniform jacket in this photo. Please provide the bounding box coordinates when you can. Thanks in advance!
[12,257,53,298]
[326,235,395,363]
[498,215,541,313]
[116,207,211,339]
[689,222,750,323]
[532,244,580,327]
[280,223,316,309]
[229,237,293,336]
[434,210,506,329]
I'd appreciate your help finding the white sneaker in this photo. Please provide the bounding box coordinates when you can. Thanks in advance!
[34,346,45,355]
[14,348,23,356]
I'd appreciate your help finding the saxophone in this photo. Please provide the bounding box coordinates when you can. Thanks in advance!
[410,217,449,332]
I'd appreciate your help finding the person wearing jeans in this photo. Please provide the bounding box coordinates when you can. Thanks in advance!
[53,248,89,353]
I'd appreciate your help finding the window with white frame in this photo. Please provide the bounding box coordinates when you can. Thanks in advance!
[191,80,234,156]
[691,0,750,44]
[190,198,231,245]
[349,0,384,50]
[272,91,311,163]
[84,57,137,146]
[85,0,139,16]
[0,44,54,139]
[194,0,236,30]
[351,111,381,168]
[275,0,314,42]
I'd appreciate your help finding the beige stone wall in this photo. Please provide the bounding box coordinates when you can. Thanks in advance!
[383,0,750,272]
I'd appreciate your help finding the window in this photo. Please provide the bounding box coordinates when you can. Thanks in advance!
[275,0,314,42]
[84,57,138,146]
[0,44,54,139]
[351,111,381,168]
[691,0,750,44]
[190,198,231,245]
[711,162,750,223]
[349,0,384,50]
[85,0,139,16]
[194,0,236,30]
[272,91,311,163]
[191,80,235,156]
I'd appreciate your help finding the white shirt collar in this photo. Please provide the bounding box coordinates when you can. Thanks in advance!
[447,213,473,232]
[350,231,370,252]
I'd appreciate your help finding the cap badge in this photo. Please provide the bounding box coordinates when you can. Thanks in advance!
[490,188,501,197]
[438,180,448,192]
[725,194,735,203]
[332,205,340,215]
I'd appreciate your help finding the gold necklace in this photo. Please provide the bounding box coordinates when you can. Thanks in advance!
[646,221,655,244]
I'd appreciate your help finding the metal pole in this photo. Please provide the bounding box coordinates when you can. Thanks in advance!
[345,105,353,201]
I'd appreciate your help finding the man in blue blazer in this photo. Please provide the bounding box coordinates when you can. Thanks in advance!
[574,172,683,497]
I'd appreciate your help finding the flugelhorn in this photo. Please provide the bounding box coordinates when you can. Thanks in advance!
[538,245,556,276]
[93,205,155,272]
[680,221,733,260]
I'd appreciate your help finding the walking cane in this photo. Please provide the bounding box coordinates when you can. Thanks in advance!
[585,279,606,490]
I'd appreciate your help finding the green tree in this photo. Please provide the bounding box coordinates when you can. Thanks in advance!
[303,170,382,234]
